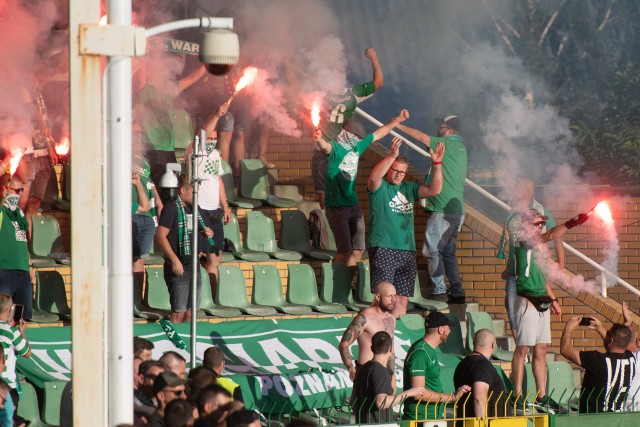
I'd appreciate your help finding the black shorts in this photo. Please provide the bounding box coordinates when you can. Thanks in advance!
[199,208,225,251]
[369,247,417,297]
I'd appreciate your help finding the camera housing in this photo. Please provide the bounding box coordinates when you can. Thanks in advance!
[199,29,239,75]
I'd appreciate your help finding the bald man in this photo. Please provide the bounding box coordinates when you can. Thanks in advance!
[159,351,187,379]
[339,281,397,385]
[453,329,507,420]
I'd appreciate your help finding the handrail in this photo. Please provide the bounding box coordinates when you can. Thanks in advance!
[356,107,640,299]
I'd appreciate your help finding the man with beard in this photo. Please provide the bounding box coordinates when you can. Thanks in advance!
[155,175,215,323]
[314,110,409,281]
[367,137,444,317]
[403,312,470,420]
[339,282,397,384]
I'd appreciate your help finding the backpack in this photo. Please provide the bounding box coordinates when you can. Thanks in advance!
[308,209,331,250]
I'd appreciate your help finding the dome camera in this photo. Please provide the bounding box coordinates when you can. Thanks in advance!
[199,29,239,75]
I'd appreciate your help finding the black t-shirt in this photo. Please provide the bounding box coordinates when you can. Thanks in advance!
[158,200,211,263]
[352,360,394,423]
[579,350,636,413]
[453,353,507,420]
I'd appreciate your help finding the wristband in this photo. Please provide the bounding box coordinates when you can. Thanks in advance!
[434,161,442,165]
[551,298,557,302]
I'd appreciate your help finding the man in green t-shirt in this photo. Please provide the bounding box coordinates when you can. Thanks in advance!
[367,137,445,316]
[397,116,467,304]
[496,178,564,340]
[312,48,384,208]
[403,312,470,420]
[314,110,409,269]
[511,208,588,413]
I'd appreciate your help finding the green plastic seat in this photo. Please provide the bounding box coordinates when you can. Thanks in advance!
[199,266,242,318]
[30,215,63,267]
[133,270,164,320]
[239,159,296,207]
[546,361,579,409]
[466,311,514,362]
[222,213,270,262]
[217,266,278,316]
[144,267,172,311]
[356,262,375,303]
[252,265,312,315]
[399,313,425,330]
[43,381,67,425]
[220,251,235,263]
[35,271,71,320]
[144,240,165,265]
[245,211,302,261]
[319,263,366,311]
[286,264,347,314]
[30,308,59,323]
[440,313,470,359]
[221,159,262,209]
[172,109,193,159]
[280,210,334,260]
[17,381,53,427]
[409,276,448,311]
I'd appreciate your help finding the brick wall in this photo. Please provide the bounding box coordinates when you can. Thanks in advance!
[45,125,640,349]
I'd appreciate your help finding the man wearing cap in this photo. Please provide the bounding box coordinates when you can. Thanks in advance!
[148,371,188,427]
[314,110,409,273]
[402,312,470,420]
[0,177,33,320]
[397,115,467,304]
[497,177,564,340]
[367,137,445,317]
[511,209,589,413]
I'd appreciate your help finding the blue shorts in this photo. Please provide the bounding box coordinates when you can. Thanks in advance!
[164,263,201,313]
[199,208,225,251]
[216,111,235,133]
[132,215,156,259]
[369,247,417,297]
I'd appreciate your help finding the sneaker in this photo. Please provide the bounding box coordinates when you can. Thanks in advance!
[508,395,528,412]
[533,395,563,414]
[430,293,448,302]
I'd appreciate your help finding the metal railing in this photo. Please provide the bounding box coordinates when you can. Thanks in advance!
[355,107,640,299]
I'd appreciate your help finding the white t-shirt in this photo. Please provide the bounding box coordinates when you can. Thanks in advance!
[195,145,222,211]
[625,351,640,411]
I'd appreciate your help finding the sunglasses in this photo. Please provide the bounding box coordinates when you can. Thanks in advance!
[163,389,185,397]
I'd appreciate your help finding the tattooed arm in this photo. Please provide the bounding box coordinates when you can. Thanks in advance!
[339,313,367,381]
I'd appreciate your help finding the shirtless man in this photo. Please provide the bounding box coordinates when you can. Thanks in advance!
[339,281,397,384]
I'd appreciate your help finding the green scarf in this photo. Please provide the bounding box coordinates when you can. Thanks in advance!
[175,197,217,260]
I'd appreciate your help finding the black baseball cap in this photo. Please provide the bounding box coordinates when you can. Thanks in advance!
[435,115,462,132]
[153,371,188,395]
[424,312,451,328]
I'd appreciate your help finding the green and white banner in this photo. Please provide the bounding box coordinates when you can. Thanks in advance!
[18,317,425,410]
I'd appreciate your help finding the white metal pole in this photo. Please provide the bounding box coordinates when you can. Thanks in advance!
[106,0,134,424]
[190,131,202,369]
[69,0,107,425]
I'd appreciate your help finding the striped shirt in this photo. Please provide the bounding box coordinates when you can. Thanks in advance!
[0,321,29,389]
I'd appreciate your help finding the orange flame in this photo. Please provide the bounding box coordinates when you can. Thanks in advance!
[311,100,320,128]
[55,136,70,156]
[99,15,108,26]
[9,149,22,175]
[592,201,614,225]
[234,67,258,92]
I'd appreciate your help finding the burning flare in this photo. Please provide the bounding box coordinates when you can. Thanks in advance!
[590,201,614,226]
[55,136,70,156]
[225,67,259,106]
[9,149,22,175]
[311,100,320,128]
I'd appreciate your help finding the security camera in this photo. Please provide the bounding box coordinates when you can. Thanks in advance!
[159,163,183,203]
[199,29,239,75]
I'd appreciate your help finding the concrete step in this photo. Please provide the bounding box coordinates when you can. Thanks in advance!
[447,302,480,320]
[496,336,516,351]
[492,319,506,337]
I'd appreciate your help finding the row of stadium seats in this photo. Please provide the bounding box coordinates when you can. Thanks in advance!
[134,262,449,320]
